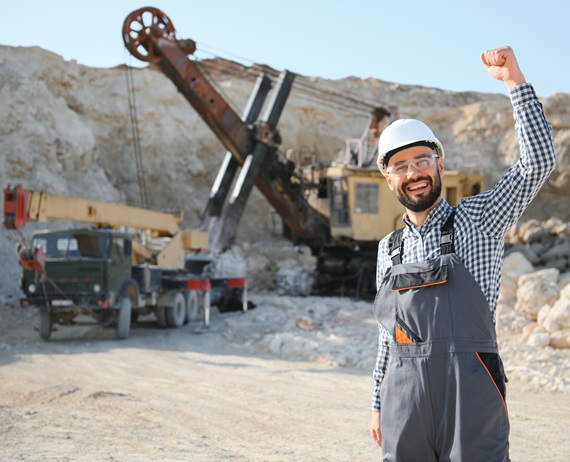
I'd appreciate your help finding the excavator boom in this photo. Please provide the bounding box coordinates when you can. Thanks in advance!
[123,7,330,250]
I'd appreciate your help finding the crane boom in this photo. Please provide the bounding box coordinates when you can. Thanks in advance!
[3,184,209,269]
[3,184,181,234]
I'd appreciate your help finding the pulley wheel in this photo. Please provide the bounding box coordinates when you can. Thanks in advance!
[122,7,176,63]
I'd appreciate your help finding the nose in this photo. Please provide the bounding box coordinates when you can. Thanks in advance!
[405,162,422,177]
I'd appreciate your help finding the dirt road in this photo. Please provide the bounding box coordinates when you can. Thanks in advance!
[1,304,569,462]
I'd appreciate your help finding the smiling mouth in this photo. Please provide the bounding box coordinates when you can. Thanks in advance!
[407,182,429,192]
[402,175,432,195]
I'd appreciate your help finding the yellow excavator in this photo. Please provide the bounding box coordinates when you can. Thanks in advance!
[122,6,483,297]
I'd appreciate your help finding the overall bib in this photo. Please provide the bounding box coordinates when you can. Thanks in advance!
[374,212,509,462]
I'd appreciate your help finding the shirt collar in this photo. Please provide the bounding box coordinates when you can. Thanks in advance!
[402,199,452,234]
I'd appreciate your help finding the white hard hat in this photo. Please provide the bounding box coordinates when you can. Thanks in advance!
[377,119,444,171]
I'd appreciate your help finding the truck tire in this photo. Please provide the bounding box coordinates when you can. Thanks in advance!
[185,291,201,323]
[166,291,186,328]
[155,306,168,328]
[115,297,132,340]
[39,309,52,341]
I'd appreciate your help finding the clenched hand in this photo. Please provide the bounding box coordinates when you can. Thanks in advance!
[481,45,526,89]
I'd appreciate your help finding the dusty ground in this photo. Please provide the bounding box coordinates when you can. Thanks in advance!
[1,297,569,462]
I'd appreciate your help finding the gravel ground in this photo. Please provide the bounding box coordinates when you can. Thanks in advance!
[1,292,569,461]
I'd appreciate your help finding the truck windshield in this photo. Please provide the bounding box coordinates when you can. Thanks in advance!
[33,233,110,259]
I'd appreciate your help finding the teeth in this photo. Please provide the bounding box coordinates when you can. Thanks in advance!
[409,182,428,191]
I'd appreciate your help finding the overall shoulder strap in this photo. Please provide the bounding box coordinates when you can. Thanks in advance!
[388,228,405,266]
[440,210,456,255]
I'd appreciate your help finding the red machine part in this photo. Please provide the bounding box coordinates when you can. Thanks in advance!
[186,278,211,291]
[3,184,30,230]
[17,244,46,273]
[225,277,247,289]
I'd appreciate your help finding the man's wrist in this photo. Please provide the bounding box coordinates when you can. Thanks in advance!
[505,79,525,90]
[510,82,536,107]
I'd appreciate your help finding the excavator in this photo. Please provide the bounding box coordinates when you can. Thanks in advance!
[3,185,247,340]
[122,6,483,297]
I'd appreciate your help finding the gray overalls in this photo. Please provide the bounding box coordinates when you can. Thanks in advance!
[374,212,510,462]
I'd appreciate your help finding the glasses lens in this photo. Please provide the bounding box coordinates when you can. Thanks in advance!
[388,155,437,175]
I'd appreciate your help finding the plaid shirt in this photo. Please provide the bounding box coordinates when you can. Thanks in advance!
[371,83,556,411]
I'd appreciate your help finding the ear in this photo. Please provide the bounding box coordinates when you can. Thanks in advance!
[438,157,445,178]
[386,174,395,192]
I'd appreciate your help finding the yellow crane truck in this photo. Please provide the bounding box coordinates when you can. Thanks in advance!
[3,185,247,340]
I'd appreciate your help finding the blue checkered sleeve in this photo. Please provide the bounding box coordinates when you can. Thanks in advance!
[459,83,556,238]
[370,83,556,412]
[371,325,391,411]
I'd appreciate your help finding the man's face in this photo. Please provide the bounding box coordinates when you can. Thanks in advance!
[385,145,444,213]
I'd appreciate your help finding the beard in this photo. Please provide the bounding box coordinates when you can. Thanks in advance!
[395,170,442,213]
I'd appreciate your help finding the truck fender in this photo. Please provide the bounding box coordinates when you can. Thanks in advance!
[119,279,140,308]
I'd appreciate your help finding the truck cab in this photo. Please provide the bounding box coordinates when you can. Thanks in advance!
[20,228,134,339]
[21,228,132,309]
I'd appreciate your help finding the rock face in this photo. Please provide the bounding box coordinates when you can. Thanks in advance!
[0,44,569,301]
[506,218,570,272]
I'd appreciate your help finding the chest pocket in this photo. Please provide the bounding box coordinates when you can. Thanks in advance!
[388,211,454,291]
[391,265,448,291]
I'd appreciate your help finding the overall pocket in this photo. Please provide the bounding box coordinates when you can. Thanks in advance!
[476,352,508,406]
[395,314,423,344]
[391,265,448,292]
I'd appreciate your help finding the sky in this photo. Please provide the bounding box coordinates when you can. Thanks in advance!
[2,1,569,98]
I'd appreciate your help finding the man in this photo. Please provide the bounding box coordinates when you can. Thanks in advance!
[369,46,556,461]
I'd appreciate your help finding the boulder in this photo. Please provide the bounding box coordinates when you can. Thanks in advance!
[499,251,534,304]
[516,268,560,320]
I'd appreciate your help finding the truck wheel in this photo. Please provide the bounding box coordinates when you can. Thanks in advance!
[185,291,201,323]
[166,291,186,328]
[39,309,52,341]
[155,306,168,328]
[115,297,132,340]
